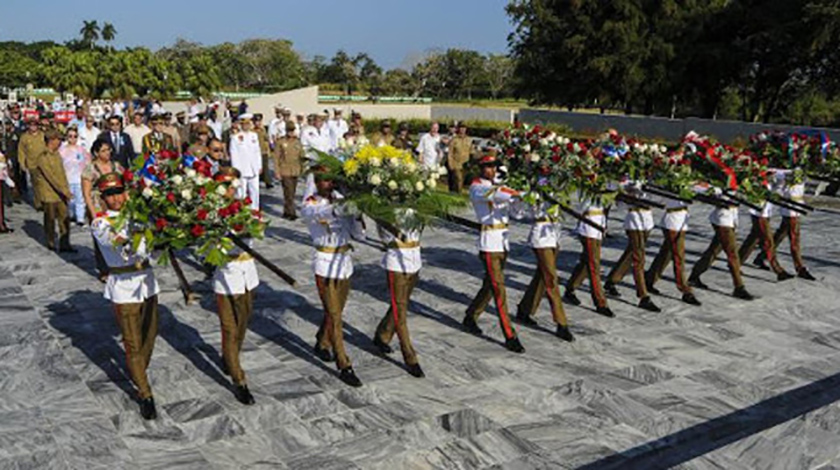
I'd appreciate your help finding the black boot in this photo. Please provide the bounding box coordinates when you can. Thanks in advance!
[406,363,425,378]
[638,296,661,313]
[504,336,525,353]
[646,282,661,296]
[777,271,795,282]
[339,367,363,387]
[373,337,393,354]
[563,290,581,306]
[733,286,755,301]
[596,306,615,318]
[688,276,708,290]
[604,282,621,297]
[313,345,334,362]
[234,384,255,405]
[798,268,816,281]
[556,325,575,342]
[462,316,483,336]
[752,256,770,271]
[139,397,157,420]
[682,292,702,306]
[514,312,538,327]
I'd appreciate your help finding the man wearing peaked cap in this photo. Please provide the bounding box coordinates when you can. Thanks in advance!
[91,172,161,420]
[252,114,274,189]
[142,114,177,158]
[37,129,74,252]
[275,121,304,220]
[448,122,474,193]
[463,152,526,353]
[327,108,348,150]
[370,120,395,148]
[229,112,261,210]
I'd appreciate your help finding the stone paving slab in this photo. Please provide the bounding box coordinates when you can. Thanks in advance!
[1,188,840,469]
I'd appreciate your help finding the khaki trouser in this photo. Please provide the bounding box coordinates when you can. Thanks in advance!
[114,295,159,400]
[466,251,517,340]
[517,248,568,326]
[43,201,70,250]
[690,225,744,288]
[773,216,805,272]
[216,291,254,385]
[646,229,693,294]
[607,230,650,298]
[567,237,608,308]
[315,276,352,369]
[738,216,784,274]
[375,271,419,366]
[281,176,298,217]
[261,154,272,186]
[449,168,465,193]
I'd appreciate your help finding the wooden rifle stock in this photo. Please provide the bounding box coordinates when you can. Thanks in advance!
[230,234,298,287]
[541,194,606,233]
[642,185,694,204]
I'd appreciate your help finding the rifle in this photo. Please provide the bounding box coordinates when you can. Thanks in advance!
[441,213,483,231]
[693,193,735,209]
[642,185,695,204]
[771,195,815,212]
[720,191,761,212]
[616,193,666,210]
[765,197,810,216]
[230,234,298,287]
[809,174,840,184]
[167,249,198,305]
[541,193,606,233]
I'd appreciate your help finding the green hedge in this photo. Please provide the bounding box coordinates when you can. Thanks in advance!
[361,118,573,139]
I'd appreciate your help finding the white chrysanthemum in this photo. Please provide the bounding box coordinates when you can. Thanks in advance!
[387,180,398,190]
[427,179,437,189]
[388,157,401,167]
[232,179,243,189]
[215,185,228,196]
[185,168,197,178]
[522,144,532,152]
[659,145,667,153]
[572,143,581,153]
[142,187,154,199]
[358,136,370,145]
[181,189,192,201]
[369,174,382,185]
[171,175,184,185]
[370,157,381,167]
[405,162,417,173]
[338,137,348,149]
[530,153,541,163]
[197,176,210,185]
[415,181,425,192]
[437,165,448,175]
[547,132,557,142]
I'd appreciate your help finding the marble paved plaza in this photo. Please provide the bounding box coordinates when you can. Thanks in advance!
[2,189,840,469]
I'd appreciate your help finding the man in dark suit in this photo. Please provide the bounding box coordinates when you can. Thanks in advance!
[99,116,136,168]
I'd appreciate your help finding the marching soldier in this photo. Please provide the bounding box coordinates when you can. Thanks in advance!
[302,165,365,387]
[392,123,414,151]
[92,172,160,420]
[141,114,177,157]
[758,170,816,280]
[372,211,425,377]
[689,189,755,299]
[645,196,701,306]
[370,121,395,147]
[604,182,661,312]
[274,121,304,220]
[19,116,46,208]
[447,123,473,193]
[563,193,614,317]
[253,114,274,189]
[36,129,74,252]
[213,167,257,405]
[738,193,794,282]
[514,198,574,342]
[462,154,526,353]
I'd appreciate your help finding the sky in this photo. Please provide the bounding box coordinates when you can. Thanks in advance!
[0,0,513,69]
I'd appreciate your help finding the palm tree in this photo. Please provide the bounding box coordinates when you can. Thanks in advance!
[79,20,100,50]
[102,22,117,49]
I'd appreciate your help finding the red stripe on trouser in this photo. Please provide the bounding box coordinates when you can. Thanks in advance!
[790,217,803,269]
[759,218,774,260]
[485,252,514,339]
[586,239,602,303]
[388,271,400,328]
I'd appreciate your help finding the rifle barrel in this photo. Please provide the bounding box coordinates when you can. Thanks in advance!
[231,235,298,287]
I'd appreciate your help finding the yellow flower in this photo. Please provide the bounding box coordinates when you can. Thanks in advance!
[343,159,360,176]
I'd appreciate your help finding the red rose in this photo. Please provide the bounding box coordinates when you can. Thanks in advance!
[218,207,230,218]
[533,125,542,134]
[506,148,515,156]
[166,192,176,203]
[197,209,208,221]
[233,224,245,232]
[147,166,157,176]
[191,225,205,237]
[243,196,252,206]
[159,150,177,160]
[199,187,207,198]
[227,201,241,215]
[155,218,168,230]
[681,158,691,166]
[552,155,561,163]
[122,170,134,182]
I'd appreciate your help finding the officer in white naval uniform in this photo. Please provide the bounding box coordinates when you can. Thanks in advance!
[91,172,160,420]
[302,165,365,387]
[229,114,261,210]
[462,153,526,353]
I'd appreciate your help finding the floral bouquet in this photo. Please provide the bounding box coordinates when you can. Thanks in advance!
[312,145,466,230]
[114,150,267,267]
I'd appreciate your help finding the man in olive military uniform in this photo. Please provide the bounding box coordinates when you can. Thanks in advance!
[162,112,182,154]
[254,114,273,189]
[447,123,473,193]
[392,123,414,151]
[141,114,177,157]
[176,111,191,153]
[275,121,304,220]
[19,116,46,208]
[370,121,395,147]
[36,129,73,252]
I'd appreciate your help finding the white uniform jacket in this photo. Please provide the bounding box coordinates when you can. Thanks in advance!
[620,181,655,232]
[229,130,262,178]
[378,224,422,274]
[213,238,259,296]
[575,198,607,241]
[92,211,160,304]
[470,178,518,253]
[302,191,365,279]
[524,201,560,249]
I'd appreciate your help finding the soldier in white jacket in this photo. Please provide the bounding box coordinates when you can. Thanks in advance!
[645,195,701,306]
[462,154,525,353]
[92,172,160,420]
[564,194,614,317]
[229,114,261,210]
[302,166,365,387]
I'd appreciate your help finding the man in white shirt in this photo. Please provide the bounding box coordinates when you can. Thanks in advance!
[416,122,445,170]
[124,111,151,155]
[301,114,332,158]
[78,117,100,152]
[268,105,285,149]
[327,109,349,150]
[229,114,262,210]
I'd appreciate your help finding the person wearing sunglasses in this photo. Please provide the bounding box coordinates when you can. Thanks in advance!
[59,128,91,226]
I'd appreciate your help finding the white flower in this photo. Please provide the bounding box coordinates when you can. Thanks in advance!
[197,176,210,185]
[428,178,438,189]
[388,157,401,167]
[232,179,243,189]
[181,189,192,201]
[405,162,417,173]
[522,144,532,152]
[142,187,154,199]
[539,138,548,147]
[171,175,184,185]
[387,180,398,190]
[338,137,348,149]
[572,143,581,153]
[215,185,228,196]
[529,153,541,163]
[415,181,425,192]
[436,165,448,176]
[185,168,197,178]
[358,136,370,146]
[659,145,667,153]
[547,132,557,142]
[369,174,382,185]
[370,157,381,168]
